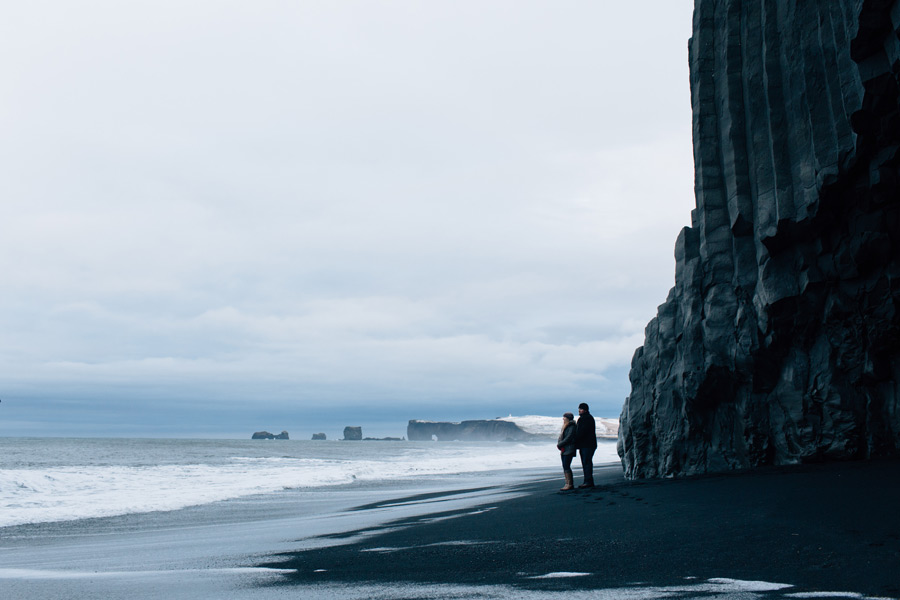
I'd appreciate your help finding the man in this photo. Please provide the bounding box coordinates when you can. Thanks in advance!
[574,402,597,488]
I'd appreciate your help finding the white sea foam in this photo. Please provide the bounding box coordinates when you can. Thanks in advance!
[0,567,294,580]
[785,594,895,599]
[179,578,799,600]
[0,439,621,527]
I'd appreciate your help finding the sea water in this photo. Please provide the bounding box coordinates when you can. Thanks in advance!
[0,437,622,527]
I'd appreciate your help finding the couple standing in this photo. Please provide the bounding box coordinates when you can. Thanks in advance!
[557,402,596,491]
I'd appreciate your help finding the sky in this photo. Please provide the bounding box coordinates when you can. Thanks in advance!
[1,0,696,439]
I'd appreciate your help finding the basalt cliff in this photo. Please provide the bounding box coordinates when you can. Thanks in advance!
[619,0,900,478]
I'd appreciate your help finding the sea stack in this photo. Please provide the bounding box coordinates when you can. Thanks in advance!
[342,426,362,441]
[619,0,900,478]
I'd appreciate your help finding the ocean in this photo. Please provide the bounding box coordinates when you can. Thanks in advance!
[0,436,622,528]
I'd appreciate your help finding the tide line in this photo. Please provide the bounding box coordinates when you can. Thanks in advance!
[0,567,295,580]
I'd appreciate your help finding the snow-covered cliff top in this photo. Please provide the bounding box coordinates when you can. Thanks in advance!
[497,415,619,439]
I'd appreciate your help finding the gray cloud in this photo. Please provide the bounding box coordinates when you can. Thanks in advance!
[0,1,696,434]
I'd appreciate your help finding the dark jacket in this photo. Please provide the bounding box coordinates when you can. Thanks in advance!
[575,412,597,449]
[557,422,577,456]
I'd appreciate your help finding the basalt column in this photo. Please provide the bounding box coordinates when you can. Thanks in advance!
[618,0,900,478]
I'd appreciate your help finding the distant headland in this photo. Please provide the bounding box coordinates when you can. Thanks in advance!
[251,431,289,440]
[250,416,618,443]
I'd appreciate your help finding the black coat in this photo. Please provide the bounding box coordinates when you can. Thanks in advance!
[575,412,597,449]
[557,422,577,456]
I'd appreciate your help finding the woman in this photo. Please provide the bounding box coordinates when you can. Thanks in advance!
[557,412,577,491]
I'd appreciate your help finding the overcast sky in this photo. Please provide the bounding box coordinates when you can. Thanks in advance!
[1,1,696,438]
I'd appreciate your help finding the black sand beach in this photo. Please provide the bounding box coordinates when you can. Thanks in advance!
[263,459,900,598]
[4,459,898,599]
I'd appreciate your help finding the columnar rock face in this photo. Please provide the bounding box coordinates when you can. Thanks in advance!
[619,0,900,478]
[407,420,537,442]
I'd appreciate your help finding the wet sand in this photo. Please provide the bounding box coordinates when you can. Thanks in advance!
[0,471,542,600]
[262,459,900,598]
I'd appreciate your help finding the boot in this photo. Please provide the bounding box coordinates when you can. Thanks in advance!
[560,471,574,491]
[578,480,594,489]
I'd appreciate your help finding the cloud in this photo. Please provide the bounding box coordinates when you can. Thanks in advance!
[0,0,696,433]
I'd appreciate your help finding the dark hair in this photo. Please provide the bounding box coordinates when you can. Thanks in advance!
[578,403,589,411]
[562,412,575,421]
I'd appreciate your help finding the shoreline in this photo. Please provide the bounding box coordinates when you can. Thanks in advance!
[261,458,900,599]
[0,466,556,599]
[1,437,615,528]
